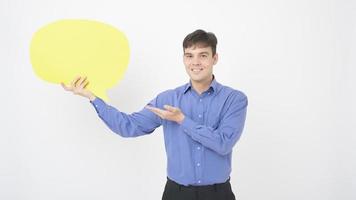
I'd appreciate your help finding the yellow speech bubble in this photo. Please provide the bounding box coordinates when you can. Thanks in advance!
[30,19,130,101]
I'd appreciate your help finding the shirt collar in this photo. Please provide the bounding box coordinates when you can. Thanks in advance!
[183,75,219,94]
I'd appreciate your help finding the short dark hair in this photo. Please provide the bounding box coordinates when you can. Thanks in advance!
[183,29,218,56]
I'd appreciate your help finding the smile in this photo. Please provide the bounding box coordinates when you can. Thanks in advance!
[191,68,203,72]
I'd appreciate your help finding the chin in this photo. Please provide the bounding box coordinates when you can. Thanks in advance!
[190,76,205,83]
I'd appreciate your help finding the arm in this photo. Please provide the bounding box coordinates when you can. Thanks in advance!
[91,97,162,137]
[180,93,248,155]
[61,75,162,137]
[146,91,248,156]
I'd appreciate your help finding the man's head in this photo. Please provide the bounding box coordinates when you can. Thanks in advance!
[183,30,218,85]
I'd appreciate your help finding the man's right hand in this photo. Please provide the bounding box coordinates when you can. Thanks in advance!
[61,76,96,101]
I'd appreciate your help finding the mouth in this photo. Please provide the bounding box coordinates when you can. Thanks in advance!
[191,68,203,73]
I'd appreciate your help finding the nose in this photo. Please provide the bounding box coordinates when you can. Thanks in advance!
[192,56,201,66]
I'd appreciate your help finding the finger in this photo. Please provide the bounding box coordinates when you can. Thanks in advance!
[83,80,89,89]
[77,76,87,88]
[164,105,178,112]
[146,106,165,114]
[61,82,71,91]
[74,77,85,88]
[146,106,166,118]
[71,75,81,88]
[146,105,159,113]
[78,78,88,89]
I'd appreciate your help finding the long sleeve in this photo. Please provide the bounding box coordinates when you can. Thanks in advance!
[90,97,162,137]
[180,93,248,156]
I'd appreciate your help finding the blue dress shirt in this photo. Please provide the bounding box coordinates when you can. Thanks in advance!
[90,77,248,186]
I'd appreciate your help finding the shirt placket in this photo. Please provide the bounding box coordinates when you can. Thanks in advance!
[195,94,205,184]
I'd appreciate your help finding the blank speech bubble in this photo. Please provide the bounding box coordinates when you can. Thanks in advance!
[30,19,130,101]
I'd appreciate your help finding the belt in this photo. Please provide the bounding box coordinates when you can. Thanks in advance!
[166,177,230,192]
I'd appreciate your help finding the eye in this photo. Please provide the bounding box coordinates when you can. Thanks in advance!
[185,55,193,58]
[201,54,208,58]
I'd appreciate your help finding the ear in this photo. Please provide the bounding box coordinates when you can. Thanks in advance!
[213,53,218,65]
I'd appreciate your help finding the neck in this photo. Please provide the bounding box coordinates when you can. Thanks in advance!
[191,76,213,95]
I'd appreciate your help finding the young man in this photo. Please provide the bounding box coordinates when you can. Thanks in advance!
[62,29,248,200]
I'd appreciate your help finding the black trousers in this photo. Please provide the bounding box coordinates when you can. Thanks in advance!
[162,177,236,200]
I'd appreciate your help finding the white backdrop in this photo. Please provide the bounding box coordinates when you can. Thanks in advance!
[1,0,355,199]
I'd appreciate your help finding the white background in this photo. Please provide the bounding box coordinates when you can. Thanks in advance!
[1,0,355,199]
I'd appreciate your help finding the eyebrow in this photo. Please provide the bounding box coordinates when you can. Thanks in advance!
[199,52,210,55]
[184,52,210,55]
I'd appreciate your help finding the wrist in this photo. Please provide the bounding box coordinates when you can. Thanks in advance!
[88,94,96,101]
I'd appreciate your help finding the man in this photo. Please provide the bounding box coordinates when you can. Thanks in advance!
[62,29,248,200]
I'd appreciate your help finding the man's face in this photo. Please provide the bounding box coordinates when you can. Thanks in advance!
[183,45,218,84]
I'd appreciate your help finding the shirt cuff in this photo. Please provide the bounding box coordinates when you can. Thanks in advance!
[180,116,198,137]
[90,97,106,115]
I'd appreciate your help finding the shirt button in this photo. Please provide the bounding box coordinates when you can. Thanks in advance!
[208,92,211,95]
[198,180,201,183]
[197,147,200,150]
[198,114,202,118]
[199,99,202,102]
[197,163,200,167]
